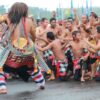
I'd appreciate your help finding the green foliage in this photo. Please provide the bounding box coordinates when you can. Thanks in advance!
[28,7,51,19]
[63,7,100,19]
[0,5,100,20]
[0,5,6,15]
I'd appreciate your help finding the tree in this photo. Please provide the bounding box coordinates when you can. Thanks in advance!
[0,5,6,15]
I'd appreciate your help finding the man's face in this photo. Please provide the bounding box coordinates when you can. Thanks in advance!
[66,22,72,31]
[62,20,67,28]
[81,15,87,23]
[42,19,48,27]
[37,21,41,26]
[50,20,56,28]
[52,11,56,18]
[73,33,81,41]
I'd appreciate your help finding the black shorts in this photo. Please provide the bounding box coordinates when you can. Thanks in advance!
[3,64,33,82]
[82,57,97,70]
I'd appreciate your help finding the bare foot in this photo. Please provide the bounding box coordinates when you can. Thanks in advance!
[0,88,7,94]
[48,76,55,81]
[81,77,85,82]
[46,70,52,75]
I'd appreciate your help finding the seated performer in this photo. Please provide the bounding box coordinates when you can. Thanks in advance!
[36,32,68,81]
[84,26,100,80]
[84,26,100,52]
[68,31,90,82]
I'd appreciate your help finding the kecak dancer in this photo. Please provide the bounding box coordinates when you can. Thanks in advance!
[35,18,52,75]
[36,17,48,49]
[84,26,100,53]
[36,32,68,81]
[67,31,90,82]
[0,2,47,94]
[84,26,100,80]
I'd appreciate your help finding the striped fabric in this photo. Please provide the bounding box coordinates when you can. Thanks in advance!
[31,67,45,87]
[0,24,16,68]
[64,47,74,60]
[0,45,10,68]
[0,72,6,90]
[56,60,68,77]
[34,48,50,72]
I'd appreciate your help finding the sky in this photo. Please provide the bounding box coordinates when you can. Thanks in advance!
[0,0,100,11]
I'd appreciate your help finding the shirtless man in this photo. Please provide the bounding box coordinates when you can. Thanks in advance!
[51,11,56,18]
[59,19,74,42]
[84,26,100,77]
[68,31,90,82]
[61,9,78,37]
[47,18,60,38]
[36,18,48,47]
[84,26,100,52]
[84,26,100,79]
[35,17,49,58]
[66,19,78,38]
[36,32,68,81]
[79,15,92,38]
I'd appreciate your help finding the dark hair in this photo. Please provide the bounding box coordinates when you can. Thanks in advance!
[66,17,73,24]
[82,15,89,22]
[47,32,55,40]
[67,17,74,22]
[72,31,80,37]
[85,28,91,34]
[97,26,100,33]
[37,19,40,22]
[8,2,28,24]
[90,12,98,19]
[50,17,56,23]
[36,19,41,24]
[41,18,47,22]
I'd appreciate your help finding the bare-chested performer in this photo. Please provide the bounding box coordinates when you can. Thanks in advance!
[84,26,100,57]
[47,18,62,38]
[60,9,78,41]
[36,18,48,47]
[67,31,90,82]
[36,32,68,81]
[36,18,55,78]
[84,26,100,54]
[84,26,100,79]
[79,15,92,38]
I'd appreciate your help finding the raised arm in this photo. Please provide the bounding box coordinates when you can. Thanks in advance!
[73,9,79,25]
[87,47,96,53]
[84,38,100,51]
[36,43,52,52]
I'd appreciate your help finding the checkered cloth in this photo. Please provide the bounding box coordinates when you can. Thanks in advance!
[55,59,68,77]
[64,47,74,61]
[73,58,83,70]
[43,49,53,60]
